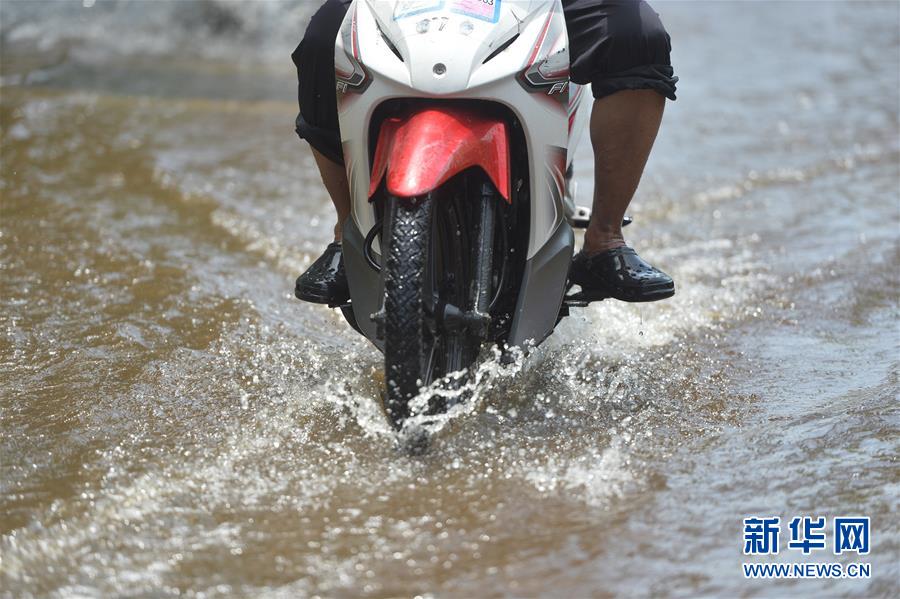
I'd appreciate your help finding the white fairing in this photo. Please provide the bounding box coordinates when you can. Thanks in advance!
[336,0,588,259]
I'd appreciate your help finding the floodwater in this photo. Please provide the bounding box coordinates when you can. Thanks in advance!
[1,1,898,596]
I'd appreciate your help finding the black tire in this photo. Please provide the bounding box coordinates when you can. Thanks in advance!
[383,196,433,425]
[382,194,485,428]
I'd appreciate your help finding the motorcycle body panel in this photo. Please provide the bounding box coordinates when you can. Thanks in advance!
[336,0,588,348]
[368,106,511,200]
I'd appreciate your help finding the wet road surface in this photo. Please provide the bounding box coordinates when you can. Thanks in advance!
[1,1,898,596]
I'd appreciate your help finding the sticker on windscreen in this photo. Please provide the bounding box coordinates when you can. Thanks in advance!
[449,0,501,23]
[394,0,445,20]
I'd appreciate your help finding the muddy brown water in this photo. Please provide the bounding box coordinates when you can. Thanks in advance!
[1,1,898,597]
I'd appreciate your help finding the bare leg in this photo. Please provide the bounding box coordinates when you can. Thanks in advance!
[312,148,351,242]
[294,148,352,304]
[583,89,665,254]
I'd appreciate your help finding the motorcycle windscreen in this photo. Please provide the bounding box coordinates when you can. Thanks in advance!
[368,106,511,201]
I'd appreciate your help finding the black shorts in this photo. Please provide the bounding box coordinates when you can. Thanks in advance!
[292,0,678,165]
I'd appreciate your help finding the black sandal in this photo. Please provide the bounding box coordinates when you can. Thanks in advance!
[294,241,350,305]
[570,246,674,303]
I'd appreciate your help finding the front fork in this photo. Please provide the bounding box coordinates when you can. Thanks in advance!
[429,184,494,339]
[468,183,496,334]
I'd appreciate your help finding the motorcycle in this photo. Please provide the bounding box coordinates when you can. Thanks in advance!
[332,0,602,428]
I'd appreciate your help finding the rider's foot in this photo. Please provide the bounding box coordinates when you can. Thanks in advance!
[570,246,674,302]
[294,241,350,305]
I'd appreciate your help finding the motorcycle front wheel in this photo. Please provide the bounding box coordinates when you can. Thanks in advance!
[381,193,484,429]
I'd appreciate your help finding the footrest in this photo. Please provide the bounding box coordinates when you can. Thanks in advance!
[570,206,633,230]
[563,289,608,307]
[571,206,592,229]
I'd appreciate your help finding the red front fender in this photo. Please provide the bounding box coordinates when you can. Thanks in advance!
[368,106,510,201]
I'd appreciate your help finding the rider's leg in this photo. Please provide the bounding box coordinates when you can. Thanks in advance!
[583,89,664,254]
[564,0,678,302]
[292,0,352,304]
[294,148,351,303]
[312,148,351,242]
